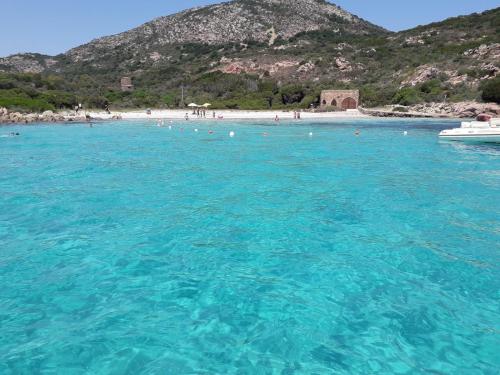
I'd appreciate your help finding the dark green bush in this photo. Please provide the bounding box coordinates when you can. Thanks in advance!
[393,87,422,106]
[0,89,54,112]
[480,77,500,103]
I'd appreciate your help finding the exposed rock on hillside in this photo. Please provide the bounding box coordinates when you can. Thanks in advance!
[219,57,302,78]
[0,54,58,73]
[463,43,500,60]
[401,65,441,87]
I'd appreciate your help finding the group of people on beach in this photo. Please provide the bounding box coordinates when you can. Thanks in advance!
[192,108,217,119]
[185,111,223,121]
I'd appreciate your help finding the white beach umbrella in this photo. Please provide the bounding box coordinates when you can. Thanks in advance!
[202,103,212,107]
[187,103,199,107]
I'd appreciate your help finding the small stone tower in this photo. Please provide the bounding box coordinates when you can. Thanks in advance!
[121,77,134,92]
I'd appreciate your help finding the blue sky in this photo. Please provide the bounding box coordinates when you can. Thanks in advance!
[1,0,498,57]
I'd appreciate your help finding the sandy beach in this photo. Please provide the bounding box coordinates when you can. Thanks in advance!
[84,109,368,121]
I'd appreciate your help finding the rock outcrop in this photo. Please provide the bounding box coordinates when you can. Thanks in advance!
[362,102,500,119]
[410,102,500,118]
[0,107,68,123]
[0,54,58,73]
[401,65,440,87]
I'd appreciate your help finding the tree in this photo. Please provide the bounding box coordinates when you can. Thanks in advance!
[393,87,422,106]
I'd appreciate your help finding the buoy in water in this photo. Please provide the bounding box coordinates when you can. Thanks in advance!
[309,132,313,137]
[195,129,199,132]
[229,131,235,138]
[404,131,408,136]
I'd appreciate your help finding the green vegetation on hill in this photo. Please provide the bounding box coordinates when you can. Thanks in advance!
[0,6,498,112]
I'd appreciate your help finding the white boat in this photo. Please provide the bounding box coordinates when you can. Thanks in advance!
[439,115,500,143]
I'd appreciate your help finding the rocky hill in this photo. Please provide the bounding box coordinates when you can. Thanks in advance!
[0,0,498,113]
[0,53,58,73]
[65,0,384,63]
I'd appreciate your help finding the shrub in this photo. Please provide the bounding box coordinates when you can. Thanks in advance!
[39,90,78,109]
[0,90,54,112]
[393,87,422,106]
[480,77,500,103]
[162,92,178,107]
[280,84,305,105]
[0,75,16,90]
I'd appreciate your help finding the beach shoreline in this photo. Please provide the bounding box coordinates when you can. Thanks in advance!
[0,107,465,125]
[2,102,499,124]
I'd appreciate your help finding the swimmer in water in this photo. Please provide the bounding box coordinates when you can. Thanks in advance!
[275,115,280,122]
[355,130,360,136]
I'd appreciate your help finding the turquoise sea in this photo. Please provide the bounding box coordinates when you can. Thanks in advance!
[0,119,499,374]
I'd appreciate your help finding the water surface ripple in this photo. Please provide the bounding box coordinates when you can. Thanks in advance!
[0,119,499,374]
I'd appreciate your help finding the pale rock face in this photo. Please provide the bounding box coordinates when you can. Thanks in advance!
[401,65,440,87]
[479,63,499,79]
[297,62,315,74]
[0,54,46,73]
[404,36,425,45]
[335,57,352,72]
[464,43,500,59]
[149,52,162,62]
[335,43,352,51]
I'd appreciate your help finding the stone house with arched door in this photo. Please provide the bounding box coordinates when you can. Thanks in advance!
[320,90,359,110]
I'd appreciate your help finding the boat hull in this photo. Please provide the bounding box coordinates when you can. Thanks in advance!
[439,134,500,143]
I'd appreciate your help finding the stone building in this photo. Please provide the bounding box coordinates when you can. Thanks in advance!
[121,77,134,92]
[320,90,359,110]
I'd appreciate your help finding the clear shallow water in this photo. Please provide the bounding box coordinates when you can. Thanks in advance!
[0,119,499,374]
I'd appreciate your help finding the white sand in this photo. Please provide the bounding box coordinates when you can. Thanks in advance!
[83,109,368,121]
